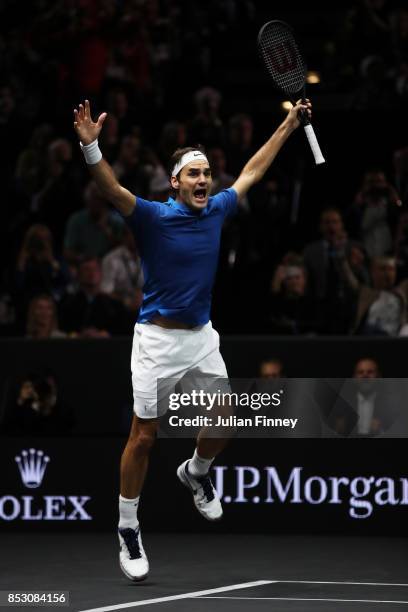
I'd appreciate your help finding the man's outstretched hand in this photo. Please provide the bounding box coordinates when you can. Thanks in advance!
[73,100,107,145]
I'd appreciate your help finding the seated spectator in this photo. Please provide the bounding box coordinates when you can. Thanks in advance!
[259,358,284,379]
[208,147,235,194]
[225,113,256,177]
[101,226,144,313]
[112,133,149,195]
[303,208,368,333]
[14,123,53,199]
[343,255,408,335]
[149,170,171,201]
[98,113,120,163]
[158,121,187,164]
[34,137,83,249]
[188,86,224,148]
[15,223,71,308]
[350,55,396,110]
[348,168,402,257]
[1,371,75,436]
[64,181,124,265]
[329,357,396,437]
[26,294,66,339]
[143,148,170,201]
[59,257,131,337]
[268,257,319,334]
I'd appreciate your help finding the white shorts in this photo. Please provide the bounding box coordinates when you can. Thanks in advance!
[131,321,229,419]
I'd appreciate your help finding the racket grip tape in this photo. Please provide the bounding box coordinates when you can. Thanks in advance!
[303,124,325,165]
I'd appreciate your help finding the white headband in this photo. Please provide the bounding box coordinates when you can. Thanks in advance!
[171,150,209,177]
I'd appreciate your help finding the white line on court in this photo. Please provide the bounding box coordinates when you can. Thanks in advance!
[197,597,408,605]
[78,580,274,612]
[272,581,408,587]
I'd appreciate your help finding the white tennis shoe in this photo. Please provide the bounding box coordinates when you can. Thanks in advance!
[118,527,149,581]
[177,460,223,521]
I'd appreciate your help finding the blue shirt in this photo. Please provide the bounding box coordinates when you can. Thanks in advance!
[124,188,238,326]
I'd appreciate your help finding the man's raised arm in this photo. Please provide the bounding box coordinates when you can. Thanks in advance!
[232,99,312,201]
[73,100,135,216]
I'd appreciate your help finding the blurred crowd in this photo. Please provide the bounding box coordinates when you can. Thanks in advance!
[1,0,408,340]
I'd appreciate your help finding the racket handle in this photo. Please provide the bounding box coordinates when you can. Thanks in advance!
[303,124,325,165]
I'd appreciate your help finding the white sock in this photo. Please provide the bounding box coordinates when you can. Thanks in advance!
[188,449,214,477]
[118,495,139,530]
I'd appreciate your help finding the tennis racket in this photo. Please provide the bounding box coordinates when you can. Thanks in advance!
[257,20,325,165]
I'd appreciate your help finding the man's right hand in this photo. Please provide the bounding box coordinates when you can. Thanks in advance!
[73,100,107,145]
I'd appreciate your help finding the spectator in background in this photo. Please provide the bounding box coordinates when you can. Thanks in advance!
[14,123,53,200]
[64,181,124,265]
[101,226,144,314]
[208,147,235,194]
[329,357,396,437]
[259,358,284,379]
[225,113,255,177]
[341,0,393,70]
[33,138,84,249]
[25,294,66,339]
[188,86,224,148]
[98,113,120,163]
[158,121,187,165]
[268,256,319,334]
[1,371,74,436]
[15,224,71,304]
[348,168,402,257]
[148,169,171,201]
[112,133,149,195]
[142,148,169,201]
[59,257,130,337]
[343,255,408,335]
[104,88,135,139]
[303,208,368,333]
[350,55,396,110]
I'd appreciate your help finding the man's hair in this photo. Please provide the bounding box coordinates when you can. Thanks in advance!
[168,145,207,178]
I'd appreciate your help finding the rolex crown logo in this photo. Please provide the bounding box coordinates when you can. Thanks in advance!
[15,449,50,488]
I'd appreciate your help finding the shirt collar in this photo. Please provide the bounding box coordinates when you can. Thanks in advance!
[167,197,206,216]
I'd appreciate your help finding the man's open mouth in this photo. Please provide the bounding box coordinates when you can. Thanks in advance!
[193,189,207,202]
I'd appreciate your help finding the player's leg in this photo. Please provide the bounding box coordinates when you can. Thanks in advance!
[177,321,231,520]
[118,416,159,582]
[177,419,231,521]
[118,323,164,582]
[120,415,159,499]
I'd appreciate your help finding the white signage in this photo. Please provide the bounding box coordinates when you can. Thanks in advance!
[0,449,92,522]
[213,466,408,519]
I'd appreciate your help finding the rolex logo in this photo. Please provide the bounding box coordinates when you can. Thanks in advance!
[15,449,50,489]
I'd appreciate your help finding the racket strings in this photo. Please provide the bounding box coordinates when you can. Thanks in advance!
[258,23,306,95]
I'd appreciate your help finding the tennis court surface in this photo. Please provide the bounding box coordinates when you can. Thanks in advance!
[1,533,407,611]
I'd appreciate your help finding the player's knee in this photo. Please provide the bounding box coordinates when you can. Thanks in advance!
[131,431,156,457]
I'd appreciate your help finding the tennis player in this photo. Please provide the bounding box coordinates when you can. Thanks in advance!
[74,98,311,581]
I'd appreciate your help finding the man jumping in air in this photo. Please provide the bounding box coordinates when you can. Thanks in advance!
[74,97,311,581]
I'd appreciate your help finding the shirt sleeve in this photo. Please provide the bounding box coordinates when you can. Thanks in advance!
[212,188,238,220]
[123,197,161,234]
[121,197,163,257]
